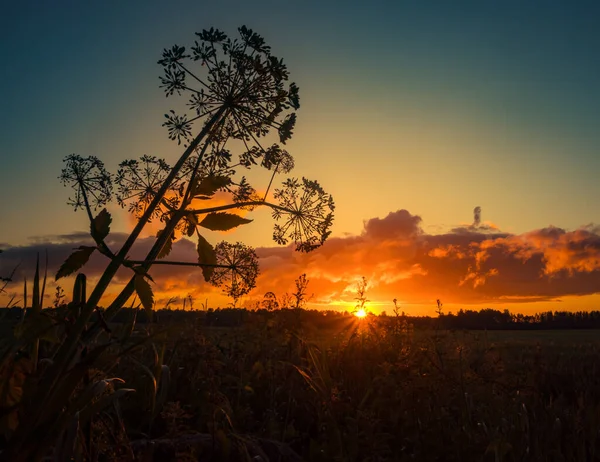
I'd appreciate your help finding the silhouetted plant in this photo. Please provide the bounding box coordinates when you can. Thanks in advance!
[0,250,13,294]
[273,178,334,252]
[115,155,180,220]
[210,241,259,303]
[1,25,334,461]
[0,249,20,309]
[59,154,113,214]
[353,276,369,315]
[51,25,333,323]
[291,273,312,309]
[52,285,66,309]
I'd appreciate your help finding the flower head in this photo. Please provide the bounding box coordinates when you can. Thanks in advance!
[158,26,299,162]
[272,178,335,252]
[210,241,259,301]
[115,155,181,221]
[60,154,113,211]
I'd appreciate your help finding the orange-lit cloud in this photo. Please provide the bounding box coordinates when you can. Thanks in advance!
[3,209,600,313]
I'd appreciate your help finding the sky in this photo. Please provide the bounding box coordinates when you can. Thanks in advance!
[2,1,600,315]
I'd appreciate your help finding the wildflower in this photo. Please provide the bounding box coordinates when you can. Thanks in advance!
[272,178,334,252]
[60,154,113,211]
[115,155,180,221]
[210,241,259,300]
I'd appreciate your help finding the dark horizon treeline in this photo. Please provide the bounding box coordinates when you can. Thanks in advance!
[437,308,600,330]
[3,305,600,330]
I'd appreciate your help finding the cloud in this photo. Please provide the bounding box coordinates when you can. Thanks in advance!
[2,209,600,311]
[0,232,225,308]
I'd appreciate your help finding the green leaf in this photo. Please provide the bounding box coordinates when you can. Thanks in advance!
[192,175,231,198]
[90,209,111,243]
[134,274,154,316]
[156,228,174,259]
[197,234,217,282]
[199,212,252,231]
[56,247,96,280]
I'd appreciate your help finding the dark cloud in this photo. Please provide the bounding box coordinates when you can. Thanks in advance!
[3,209,600,309]
[362,210,422,240]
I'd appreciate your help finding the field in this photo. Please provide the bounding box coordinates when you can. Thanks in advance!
[28,311,595,461]
[3,307,600,461]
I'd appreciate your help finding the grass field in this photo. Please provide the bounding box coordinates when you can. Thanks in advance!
[4,308,600,461]
[99,317,600,460]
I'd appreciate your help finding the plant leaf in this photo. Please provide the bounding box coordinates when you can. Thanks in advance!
[134,274,154,316]
[32,253,40,312]
[185,213,198,237]
[56,247,96,280]
[199,212,252,231]
[156,228,174,259]
[91,209,111,243]
[193,175,231,198]
[197,234,217,282]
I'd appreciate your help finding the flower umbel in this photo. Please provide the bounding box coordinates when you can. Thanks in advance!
[273,178,335,252]
[60,154,113,211]
[158,26,299,153]
[210,241,259,301]
[115,155,181,221]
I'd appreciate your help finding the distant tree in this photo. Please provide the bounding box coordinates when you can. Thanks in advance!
[261,291,279,311]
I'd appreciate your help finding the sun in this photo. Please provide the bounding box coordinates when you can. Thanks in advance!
[354,308,367,318]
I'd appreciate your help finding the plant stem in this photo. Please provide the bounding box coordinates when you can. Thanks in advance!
[38,107,227,426]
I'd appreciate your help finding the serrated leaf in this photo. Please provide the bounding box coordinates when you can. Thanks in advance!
[197,234,217,282]
[91,209,111,243]
[134,274,154,316]
[185,213,198,237]
[192,175,231,197]
[199,212,252,231]
[56,247,96,280]
[156,228,174,259]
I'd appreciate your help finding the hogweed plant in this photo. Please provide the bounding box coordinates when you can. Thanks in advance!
[1,26,334,460]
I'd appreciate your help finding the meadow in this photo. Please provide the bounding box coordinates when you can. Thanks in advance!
[3,305,600,461]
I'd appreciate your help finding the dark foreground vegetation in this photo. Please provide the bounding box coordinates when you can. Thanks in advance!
[3,306,600,461]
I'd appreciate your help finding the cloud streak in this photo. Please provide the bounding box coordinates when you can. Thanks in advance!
[2,209,600,311]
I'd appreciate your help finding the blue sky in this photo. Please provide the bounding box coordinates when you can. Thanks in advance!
[2,0,600,262]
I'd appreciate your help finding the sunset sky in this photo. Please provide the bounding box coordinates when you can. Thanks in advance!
[2,1,600,315]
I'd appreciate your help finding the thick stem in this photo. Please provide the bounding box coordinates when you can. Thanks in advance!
[102,207,187,320]
[38,107,227,425]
